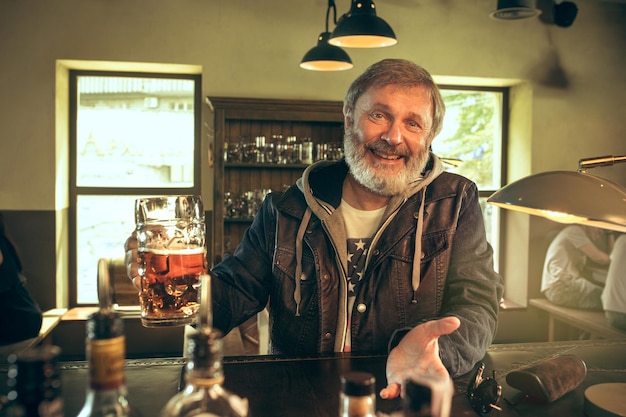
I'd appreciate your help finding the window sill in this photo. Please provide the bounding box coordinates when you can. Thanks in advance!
[500,298,526,310]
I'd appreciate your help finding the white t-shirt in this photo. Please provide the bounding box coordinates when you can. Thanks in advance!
[541,225,592,292]
[340,199,386,351]
[602,234,626,314]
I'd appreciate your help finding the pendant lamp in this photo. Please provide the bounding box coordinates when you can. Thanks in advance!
[300,1,353,71]
[490,0,542,20]
[329,0,397,48]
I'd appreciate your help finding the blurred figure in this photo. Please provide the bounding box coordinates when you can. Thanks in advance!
[0,213,42,345]
[602,233,626,330]
[540,225,611,309]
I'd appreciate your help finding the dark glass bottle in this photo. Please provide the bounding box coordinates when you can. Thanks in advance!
[1,345,64,417]
[339,372,377,417]
[76,309,141,417]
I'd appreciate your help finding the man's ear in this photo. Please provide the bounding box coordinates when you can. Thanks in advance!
[344,114,353,130]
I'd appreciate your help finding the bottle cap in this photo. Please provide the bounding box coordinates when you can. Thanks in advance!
[341,372,376,397]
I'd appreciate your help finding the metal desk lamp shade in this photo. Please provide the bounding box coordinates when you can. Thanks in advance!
[490,0,542,20]
[301,0,354,71]
[329,0,397,48]
[487,155,626,233]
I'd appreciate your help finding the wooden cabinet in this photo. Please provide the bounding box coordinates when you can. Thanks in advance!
[207,97,344,265]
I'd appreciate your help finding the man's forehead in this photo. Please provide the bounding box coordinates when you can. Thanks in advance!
[356,85,433,115]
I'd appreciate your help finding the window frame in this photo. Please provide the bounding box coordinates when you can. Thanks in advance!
[437,84,509,272]
[68,69,202,307]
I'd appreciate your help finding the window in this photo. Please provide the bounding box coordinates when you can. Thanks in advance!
[70,71,201,305]
[432,87,507,270]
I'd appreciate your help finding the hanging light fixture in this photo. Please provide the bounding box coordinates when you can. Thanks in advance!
[329,0,397,48]
[490,0,542,20]
[487,155,626,233]
[300,0,354,71]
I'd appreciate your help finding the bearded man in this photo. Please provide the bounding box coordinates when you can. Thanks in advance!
[125,59,503,398]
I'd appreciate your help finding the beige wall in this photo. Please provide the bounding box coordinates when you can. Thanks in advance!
[1,0,624,210]
[0,0,625,313]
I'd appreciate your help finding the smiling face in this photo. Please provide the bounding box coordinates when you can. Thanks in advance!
[343,84,435,197]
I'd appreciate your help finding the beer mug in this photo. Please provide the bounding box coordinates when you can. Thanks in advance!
[135,195,207,327]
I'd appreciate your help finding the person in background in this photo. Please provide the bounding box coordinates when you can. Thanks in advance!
[0,213,43,346]
[601,233,626,330]
[541,224,611,309]
[125,59,504,399]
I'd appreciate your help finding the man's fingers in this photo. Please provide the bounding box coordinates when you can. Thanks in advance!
[379,382,401,400]
[424,316,461,338]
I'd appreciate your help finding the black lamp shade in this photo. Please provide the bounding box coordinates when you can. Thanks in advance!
[300,32,353,71]
[329,0,397,48]
[490,0,541,20]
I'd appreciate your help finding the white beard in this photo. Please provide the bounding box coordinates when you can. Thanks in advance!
[343,127,431,196]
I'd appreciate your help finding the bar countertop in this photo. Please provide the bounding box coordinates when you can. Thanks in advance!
[2,338,625,416]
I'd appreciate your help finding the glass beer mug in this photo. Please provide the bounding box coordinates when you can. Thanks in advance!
[135,195,207,327]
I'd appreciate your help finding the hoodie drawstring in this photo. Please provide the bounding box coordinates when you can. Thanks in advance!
[411,187,426,303]
[294,207,312,316]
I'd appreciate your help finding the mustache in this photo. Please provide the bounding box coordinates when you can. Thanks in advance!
[366,140,411,157]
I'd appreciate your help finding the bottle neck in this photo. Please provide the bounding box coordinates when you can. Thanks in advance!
[183,328,225,387]
[185,374,225,388]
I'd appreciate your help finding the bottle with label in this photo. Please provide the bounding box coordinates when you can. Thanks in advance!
[339,372,377,417]
[76,309,141,417]
[1,345,64,417]
[160,274,249,417]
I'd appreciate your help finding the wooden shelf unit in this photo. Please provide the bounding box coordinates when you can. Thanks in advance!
[208,97,344,264]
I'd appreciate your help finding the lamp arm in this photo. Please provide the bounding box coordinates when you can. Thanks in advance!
[578,155,626,173]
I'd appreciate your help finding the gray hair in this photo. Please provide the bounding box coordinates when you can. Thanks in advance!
[343,59,446,140]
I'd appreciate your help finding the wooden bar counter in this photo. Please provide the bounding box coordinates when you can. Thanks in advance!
[2,338,625,416]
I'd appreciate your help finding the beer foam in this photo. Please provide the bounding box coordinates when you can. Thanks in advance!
[141,247,206,255]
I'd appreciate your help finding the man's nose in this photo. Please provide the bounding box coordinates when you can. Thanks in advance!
[383,123,403,145]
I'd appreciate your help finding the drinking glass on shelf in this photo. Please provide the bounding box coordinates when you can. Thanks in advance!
[135,195,207,328]
[225,142,243,163]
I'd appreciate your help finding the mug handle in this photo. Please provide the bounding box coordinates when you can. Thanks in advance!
[97,258,113,311]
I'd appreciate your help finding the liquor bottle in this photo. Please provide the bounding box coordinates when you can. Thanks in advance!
[1,345,64,417]
[160,274,249,417]
[75,308,141,417]
[339,372,377,417]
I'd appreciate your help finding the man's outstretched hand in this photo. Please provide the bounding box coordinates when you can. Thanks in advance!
[380,316,461,399]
